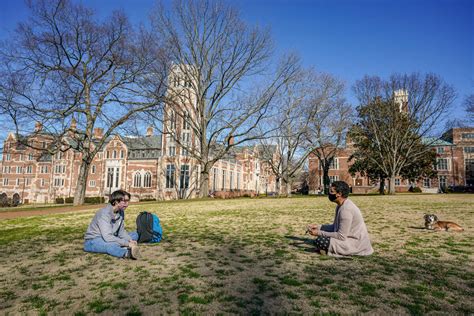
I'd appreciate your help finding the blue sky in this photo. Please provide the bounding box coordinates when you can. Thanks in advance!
[1,0,473,124]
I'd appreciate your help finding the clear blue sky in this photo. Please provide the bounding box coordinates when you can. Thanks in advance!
[1,0,473,123]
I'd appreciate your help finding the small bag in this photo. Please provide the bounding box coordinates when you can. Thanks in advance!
[136,211,163,243]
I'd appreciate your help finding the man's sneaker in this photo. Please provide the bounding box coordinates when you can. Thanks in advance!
[124,245,140,260]
[129,244,140,260]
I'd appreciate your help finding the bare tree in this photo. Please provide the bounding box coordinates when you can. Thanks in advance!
[146,0,299,197]
[464,94,474,124]
[305,75,351,194]
[260,69,341,196]
[351,73,456,194]
[0,0,167,205]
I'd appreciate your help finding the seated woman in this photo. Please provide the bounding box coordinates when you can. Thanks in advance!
[307,181,373,257]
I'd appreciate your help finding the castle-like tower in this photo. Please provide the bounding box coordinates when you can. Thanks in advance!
[393,89,408,113]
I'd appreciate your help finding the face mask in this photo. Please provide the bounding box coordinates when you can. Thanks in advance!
[328,193,337,202]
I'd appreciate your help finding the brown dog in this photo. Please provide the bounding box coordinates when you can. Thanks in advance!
[424,214,464,232]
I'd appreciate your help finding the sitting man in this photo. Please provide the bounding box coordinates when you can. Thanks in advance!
[84,190,140,259]
[307,181,373,256]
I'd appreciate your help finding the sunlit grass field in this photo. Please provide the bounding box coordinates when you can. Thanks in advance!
[0,194,472,315]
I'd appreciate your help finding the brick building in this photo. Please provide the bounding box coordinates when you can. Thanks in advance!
[308,127,474,193]
[0,127,278,204]
[0,64,279,205]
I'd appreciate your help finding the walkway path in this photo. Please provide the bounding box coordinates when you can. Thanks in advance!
[0,204,100,220]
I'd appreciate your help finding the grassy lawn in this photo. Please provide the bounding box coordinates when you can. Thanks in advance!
[0,194,472,315]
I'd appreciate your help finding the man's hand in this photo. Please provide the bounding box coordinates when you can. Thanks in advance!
[306,224,319,236]
[128,240,138,247]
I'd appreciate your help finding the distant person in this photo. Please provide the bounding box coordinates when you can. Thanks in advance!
[307,181,373,256]
[84,190,140,259]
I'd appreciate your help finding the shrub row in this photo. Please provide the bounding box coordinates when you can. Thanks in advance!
[56,196,105,204]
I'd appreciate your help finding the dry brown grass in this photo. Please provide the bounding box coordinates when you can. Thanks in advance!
[0,194,472,315]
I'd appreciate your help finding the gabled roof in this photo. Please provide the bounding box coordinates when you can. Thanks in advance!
[422,137,453,147]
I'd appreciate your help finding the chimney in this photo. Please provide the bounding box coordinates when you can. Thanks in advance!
[93,128,104,139]
[34,122,43,132]
[146,126,153,137]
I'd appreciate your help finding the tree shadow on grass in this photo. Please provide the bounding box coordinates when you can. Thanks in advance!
[407,226,428,230]
[284,235,320,253]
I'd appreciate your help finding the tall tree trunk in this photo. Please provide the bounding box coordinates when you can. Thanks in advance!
[379,176,385,195]
[73,159,91,206]
[388,176,396,195]
[285,179,292,197]
[323,165,330,195]
[199,167,210,198]
[275,177,281,196]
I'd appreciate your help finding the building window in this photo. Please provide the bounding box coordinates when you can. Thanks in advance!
[230,171,234,190]
[107,168,113,188]
[395,178,400,186]
[41,179,45,187]
[144,172,152,188]
[91,165,96,174]
[106,151,110,159]
[329,158,339,170]
[180,165,190,189]
[134,172,142,187]
[423,178,431,188]
[115,168,119,187]
[26,178,31,185]
[464,147,474,153]
[113,150,117,158]
[461,133,474,139]
[6,154,10,161]
[16,166,22,174]
[28,153,33,160]
[89,180,96,187]
[222,170,226,190]
[19,154,23,161]
[54,165,65,174]
[106,167,120,188]
[53,178,64,187]
[436,147,445,154]
[3,178,8,185]
[436,158,448,171]
[120,150,124,158]
[182,132,190,142]
[439,176,447,189]
[26,165,33,174]
[166,164,175,189]
[329,175,339,184]
[16,178,20,186]
[237,172,240,190]
[169,111,176,130]
[168,146,176,157]
[183,114,190,130]
[212,168,218,191]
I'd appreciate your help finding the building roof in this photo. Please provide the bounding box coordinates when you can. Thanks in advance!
[422,137,453,147]
[122,136,162,150]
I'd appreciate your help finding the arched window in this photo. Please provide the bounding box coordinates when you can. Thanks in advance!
[134,172,142,187]
[144,172,152,188]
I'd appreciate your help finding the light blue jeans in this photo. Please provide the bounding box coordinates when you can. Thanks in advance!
[84,231,138,258]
